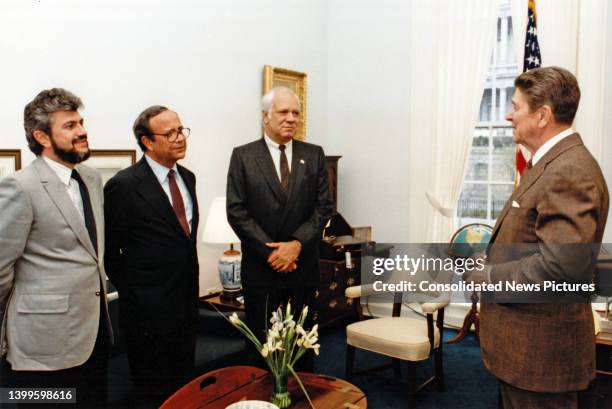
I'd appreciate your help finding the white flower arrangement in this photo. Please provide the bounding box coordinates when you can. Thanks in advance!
[222,303,318,408]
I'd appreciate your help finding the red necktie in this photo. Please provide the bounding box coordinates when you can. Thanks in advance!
[168,169,190,237]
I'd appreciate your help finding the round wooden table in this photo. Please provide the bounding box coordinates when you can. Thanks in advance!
[161,365,367,408]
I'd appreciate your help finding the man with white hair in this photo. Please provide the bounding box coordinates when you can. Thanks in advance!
[226,86,333,370]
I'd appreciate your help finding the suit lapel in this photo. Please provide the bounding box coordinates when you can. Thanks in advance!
[490,165,545,240]
[490,134,583,242]
[134,158,188,239]
[286,140,307,204]
[178,164,198,240]
[34,158,98,259]
[255,138,287,203]
[78,165,104,256]
[279,140,307,226]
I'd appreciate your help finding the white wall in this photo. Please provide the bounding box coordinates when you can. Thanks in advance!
[1,1,611,295]
[326,0,412,243]
[0,0,329,293]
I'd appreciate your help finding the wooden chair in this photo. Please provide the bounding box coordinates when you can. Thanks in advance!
[345,285,448,404]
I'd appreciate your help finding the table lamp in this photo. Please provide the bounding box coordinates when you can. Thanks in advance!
[203,197,241,301]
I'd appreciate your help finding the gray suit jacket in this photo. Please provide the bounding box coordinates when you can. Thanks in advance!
[0,157,113,371]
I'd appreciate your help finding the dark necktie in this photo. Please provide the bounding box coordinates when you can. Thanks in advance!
[71,169,98,255]
[168,169,190,237]
[279,144,290,190]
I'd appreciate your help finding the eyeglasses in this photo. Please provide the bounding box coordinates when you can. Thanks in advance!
[151,127,191,142]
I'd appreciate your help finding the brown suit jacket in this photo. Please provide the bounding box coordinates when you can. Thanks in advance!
[480,133,609,393]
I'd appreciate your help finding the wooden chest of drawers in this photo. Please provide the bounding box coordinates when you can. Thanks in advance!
[314,258,361,327]
[315,243,392,328]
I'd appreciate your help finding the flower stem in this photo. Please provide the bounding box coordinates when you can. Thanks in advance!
[288,363,316,409]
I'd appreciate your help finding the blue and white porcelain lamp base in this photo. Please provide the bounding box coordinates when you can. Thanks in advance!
[219,244,242,301]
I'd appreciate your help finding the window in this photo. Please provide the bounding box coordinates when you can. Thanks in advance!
[457,0,518,227]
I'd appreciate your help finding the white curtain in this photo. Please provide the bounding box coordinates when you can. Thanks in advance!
[574,0,608,162]
[408,0,500,243]
[510,0,608,162]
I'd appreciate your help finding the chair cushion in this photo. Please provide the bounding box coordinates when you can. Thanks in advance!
[346,317,440,361]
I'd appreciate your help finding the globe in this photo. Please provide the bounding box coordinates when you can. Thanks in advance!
[448,223,493,258]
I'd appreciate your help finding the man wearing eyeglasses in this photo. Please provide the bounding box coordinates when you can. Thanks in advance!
[104,106,199,406]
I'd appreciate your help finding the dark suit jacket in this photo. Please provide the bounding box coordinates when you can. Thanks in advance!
[480,134,609,393]
[104,157,200,335]
[226,138,333,289]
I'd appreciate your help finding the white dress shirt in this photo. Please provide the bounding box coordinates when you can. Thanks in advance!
[531,127,574,166]
[264,134,293,180]
[42,156,85,223]
[145,155,193,230]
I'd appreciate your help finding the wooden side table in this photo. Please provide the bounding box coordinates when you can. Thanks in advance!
[161,365,367,409]
[200,292,245,312]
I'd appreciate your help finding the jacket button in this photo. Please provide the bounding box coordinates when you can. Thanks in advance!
[95,291,100,296]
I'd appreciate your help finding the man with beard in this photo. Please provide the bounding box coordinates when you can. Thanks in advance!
[104,106,199,406]
[0,88,113,408]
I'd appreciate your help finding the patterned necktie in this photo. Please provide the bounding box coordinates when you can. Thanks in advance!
[168,169,190,237]
[71,169,98,255]
[279,144,290,190]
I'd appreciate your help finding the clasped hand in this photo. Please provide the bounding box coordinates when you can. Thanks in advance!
[266,240,301,273]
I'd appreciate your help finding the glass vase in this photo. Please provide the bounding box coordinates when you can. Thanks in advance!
[270,370,291,408]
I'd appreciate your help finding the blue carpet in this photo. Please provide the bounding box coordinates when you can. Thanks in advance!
[314,327,498,409]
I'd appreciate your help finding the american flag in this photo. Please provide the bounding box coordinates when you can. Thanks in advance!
[524,0,542,71]
[515,0,541,186]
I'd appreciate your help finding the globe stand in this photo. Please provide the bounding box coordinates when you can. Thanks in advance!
[446,223,492,344]
[447,291,479,343]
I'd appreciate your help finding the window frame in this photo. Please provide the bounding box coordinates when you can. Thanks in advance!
[457,1,518,227]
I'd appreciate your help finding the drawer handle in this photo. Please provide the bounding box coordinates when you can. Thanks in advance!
[329,282,338,291]
[328,299,338,309]
[346,277,355,286]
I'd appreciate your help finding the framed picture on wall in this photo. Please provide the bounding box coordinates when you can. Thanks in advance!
[0,150,21,179]
[263,65,308,141]
[87,149,136,185]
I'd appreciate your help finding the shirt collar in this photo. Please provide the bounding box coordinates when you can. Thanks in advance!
[264,134,293,151]
[145,154,179,184]
[532,127,574,166]
[42,155,73,186]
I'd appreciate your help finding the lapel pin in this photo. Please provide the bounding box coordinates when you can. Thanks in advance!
[300,159,305,164]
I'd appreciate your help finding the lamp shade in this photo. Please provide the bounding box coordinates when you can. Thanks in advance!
[202,197,240,244]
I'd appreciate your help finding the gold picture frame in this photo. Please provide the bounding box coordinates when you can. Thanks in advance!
[0,149,22,179]
[263,65,308,141]
[87,149,137,185]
